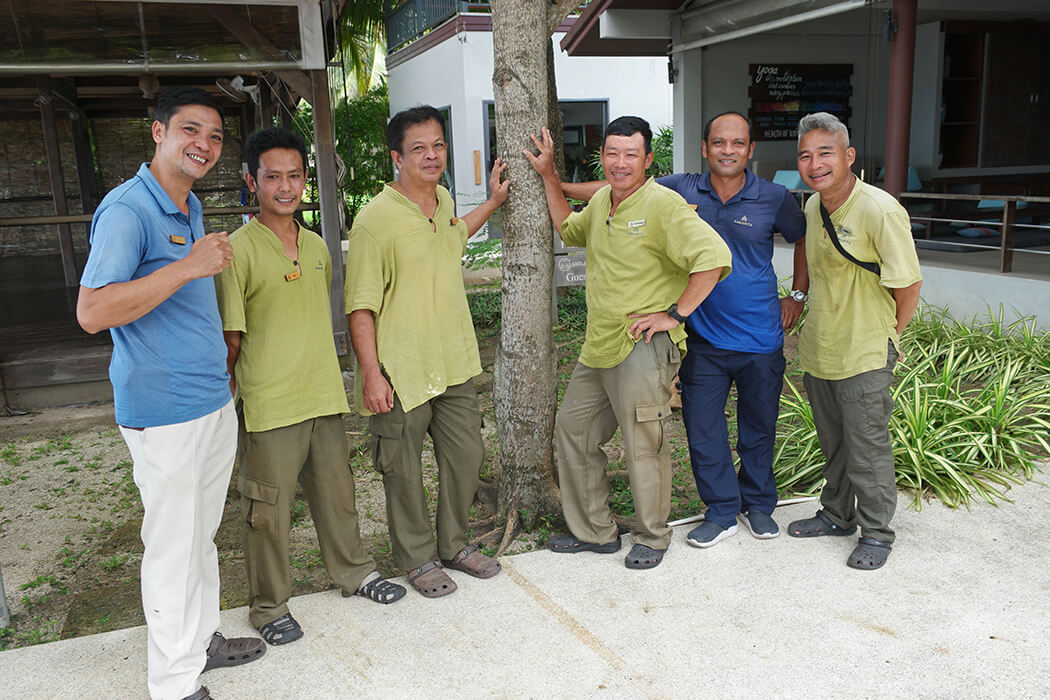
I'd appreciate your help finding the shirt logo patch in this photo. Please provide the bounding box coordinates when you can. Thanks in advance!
[169,234,186,245]
[733,215,753,228]
[838,225,854,239]
[314,260,324,271]
[626,219,646,236]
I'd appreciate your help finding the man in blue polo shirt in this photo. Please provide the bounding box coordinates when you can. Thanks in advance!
[563,111,807,548]
[78,87,264,700]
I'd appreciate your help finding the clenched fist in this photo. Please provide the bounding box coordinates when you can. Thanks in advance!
[183,231,233,279]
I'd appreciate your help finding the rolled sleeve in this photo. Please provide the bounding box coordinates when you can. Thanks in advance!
[345,225,385,314]
[875,209,923,289]
[214,260,247,333]
[666,202,732,281]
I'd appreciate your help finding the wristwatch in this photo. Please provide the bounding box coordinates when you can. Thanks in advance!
[790,290,808,303]
[666,303,686,324]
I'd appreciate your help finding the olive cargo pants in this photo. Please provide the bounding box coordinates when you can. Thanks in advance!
[239,414,375,628]
[555,332,681,551]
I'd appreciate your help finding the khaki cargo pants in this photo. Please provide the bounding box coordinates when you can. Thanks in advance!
[369,380,484,572]
[555,332,681,550]
[239,414,375,628]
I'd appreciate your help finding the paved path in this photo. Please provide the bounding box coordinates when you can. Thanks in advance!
[3,479,1049,699]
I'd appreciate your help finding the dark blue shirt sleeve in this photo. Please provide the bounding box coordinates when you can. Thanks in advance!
[656,173,684,193]
[774,188,806,243]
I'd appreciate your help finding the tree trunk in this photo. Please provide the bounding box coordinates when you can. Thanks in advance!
[489,0,577,537]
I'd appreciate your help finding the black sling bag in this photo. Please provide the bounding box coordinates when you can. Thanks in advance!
[819,201,881,276]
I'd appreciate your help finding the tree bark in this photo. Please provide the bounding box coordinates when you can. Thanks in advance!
[489,0,576,534]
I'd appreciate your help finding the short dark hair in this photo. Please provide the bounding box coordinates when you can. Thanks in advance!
[154,86,223,127]
[244,127,308,178]
[703,111,754,143]
[387,106,445,153]
[604,116,652,154]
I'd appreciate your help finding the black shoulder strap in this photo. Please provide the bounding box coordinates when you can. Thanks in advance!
[819,201,881,276]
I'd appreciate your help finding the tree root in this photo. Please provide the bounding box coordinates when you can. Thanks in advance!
[469,527,503,547]
[495,508,520,556]
[469,514,496,530]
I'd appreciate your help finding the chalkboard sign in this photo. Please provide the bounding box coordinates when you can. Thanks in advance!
[748,64,853,141]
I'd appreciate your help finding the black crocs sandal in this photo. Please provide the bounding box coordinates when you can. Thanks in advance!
[258,612,304,646]
[788,510,858,538]
[548,532,622,554]
[624,543,666,570]
[349,574,407,604]
[847,537,892,570]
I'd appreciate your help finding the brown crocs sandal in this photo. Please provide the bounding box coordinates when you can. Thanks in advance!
[441,544,501,579]
[408,561,457,598]
[202,631,266,670]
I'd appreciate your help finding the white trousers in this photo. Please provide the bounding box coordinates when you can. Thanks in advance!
[120,400,237,700]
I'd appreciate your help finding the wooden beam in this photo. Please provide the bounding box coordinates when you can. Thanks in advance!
[258,77,275,129]
[53,79,101,213]
[209,6,314,101]
[310,69,348,354]
[36,77,79,288]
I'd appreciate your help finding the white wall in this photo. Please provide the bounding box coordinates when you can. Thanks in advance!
[388,25,673,211]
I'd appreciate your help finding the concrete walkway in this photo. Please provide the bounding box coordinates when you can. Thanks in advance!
[3,480,1049,699]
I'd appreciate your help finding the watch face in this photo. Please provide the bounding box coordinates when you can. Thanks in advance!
[791,291,807,302]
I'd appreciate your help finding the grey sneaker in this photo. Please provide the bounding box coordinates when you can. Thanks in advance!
[740,509,780,539]
[686,520,737,548]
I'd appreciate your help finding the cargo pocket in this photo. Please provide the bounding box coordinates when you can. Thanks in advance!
[238,475,279,536]
[369,413,404,475]
[633,402,670,459]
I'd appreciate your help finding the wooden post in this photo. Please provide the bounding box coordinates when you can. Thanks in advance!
[309,69,348,354]
[1000,199,1017,273]
[884,0,917,199]
[258,77,275,130]
[37,76,78,288]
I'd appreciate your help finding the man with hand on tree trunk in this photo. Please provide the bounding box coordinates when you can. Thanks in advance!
[562,112,807,549]
[525,116,732,570]
[346,106,508,598]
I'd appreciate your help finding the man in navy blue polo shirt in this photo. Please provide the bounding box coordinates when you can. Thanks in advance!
[563,111,807,548]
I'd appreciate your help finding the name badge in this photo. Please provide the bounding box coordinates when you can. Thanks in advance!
[450,217,461,226]
[284,270,301,282]
[169,235,186,245]
[626,219,646,236]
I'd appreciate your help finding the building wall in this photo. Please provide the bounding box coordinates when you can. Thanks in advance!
[693,8,892,181]
[388,25,673,211]
[0,116,245,259]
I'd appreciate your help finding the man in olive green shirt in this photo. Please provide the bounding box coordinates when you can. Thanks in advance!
[525,116,732,570]
[216,128,405,647]
[787,112,922,570]
[346,106,508,598]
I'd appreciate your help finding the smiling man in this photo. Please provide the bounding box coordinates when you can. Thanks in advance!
[563,112,807,548]
[77,87,264,700]
[215,127,406,648]
[787,112,922,570]
[526,116,732,570]
[346,106,509,598]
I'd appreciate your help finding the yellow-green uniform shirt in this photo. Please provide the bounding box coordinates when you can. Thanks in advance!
[800,178,923,380]
[345,184,481,414]
[562,177,733,369]
[215,217,349,432]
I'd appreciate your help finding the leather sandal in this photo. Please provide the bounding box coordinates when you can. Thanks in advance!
[441,544,501,579]
[256,613,303,646]
[408,561,457,598]
[203,631,267,668]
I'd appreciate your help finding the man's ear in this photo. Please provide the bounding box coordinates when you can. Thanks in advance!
[151,120,164,145]
[244,171,257,193]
